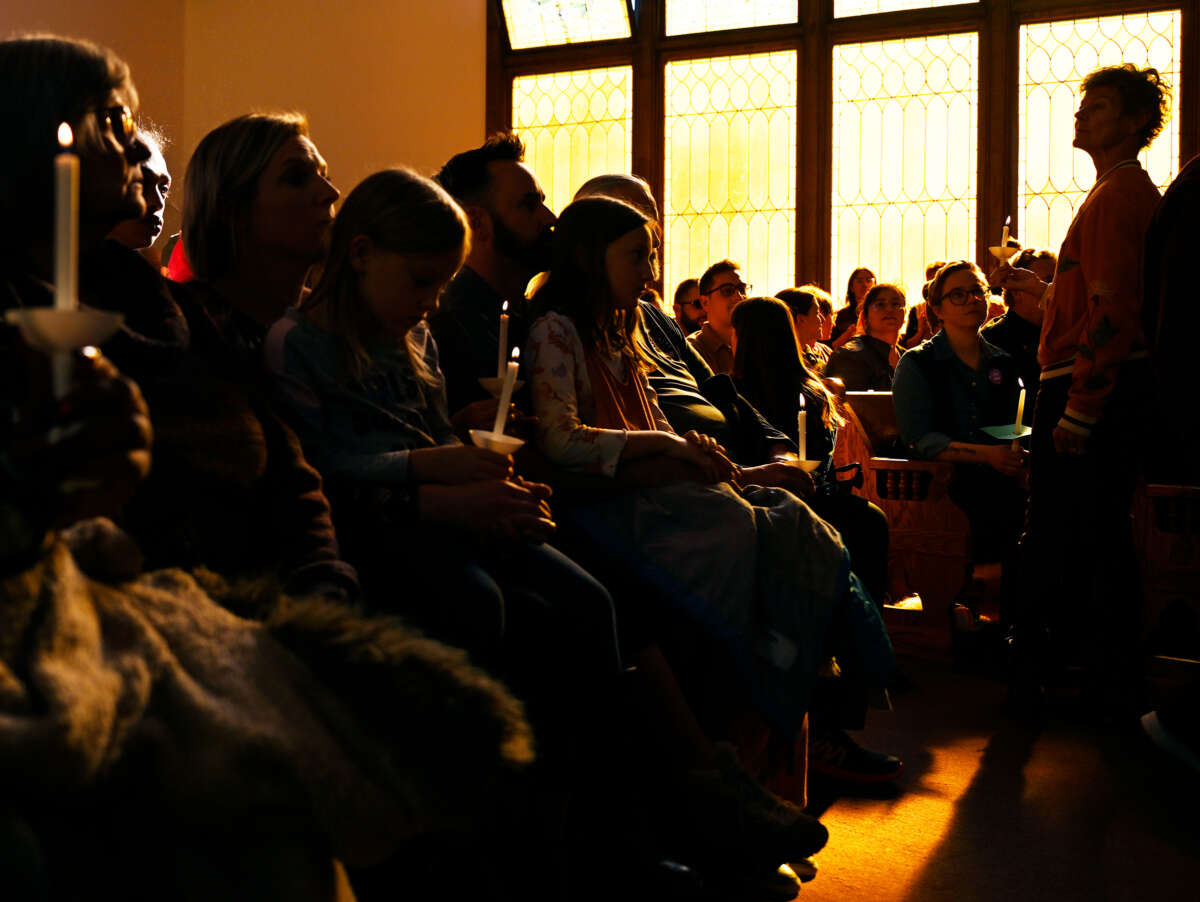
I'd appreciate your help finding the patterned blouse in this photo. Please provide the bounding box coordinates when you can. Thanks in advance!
[525,311,672,477]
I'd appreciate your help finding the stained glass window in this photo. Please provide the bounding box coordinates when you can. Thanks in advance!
[500,0,631,51]
[834,0,977,17]
[512,67,633,216]
[832,33,978,300]
[1018,11,1181,253]
[666,1,797,37]
[664,51,797,299]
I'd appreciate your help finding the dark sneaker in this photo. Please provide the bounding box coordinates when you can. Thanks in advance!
[808,728,903,783]
[662,749,829,875]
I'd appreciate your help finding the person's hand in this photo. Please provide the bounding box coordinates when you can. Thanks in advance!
[990,262,1047,297]
[980,444,1029,477]
[12,347,153,528]
[741,461,815,497]
[409,444,513,485]
[419,478,556,544]
[451,399,538,438]
[679,430,740,483]
[1053,425,1087,456]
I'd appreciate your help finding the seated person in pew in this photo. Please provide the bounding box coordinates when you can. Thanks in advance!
[573,173,811,496]
[825,282,908,391]
[892,261,1029,625]
[524,195,895,806]
[775,285,832,373]
[732,295,902,783]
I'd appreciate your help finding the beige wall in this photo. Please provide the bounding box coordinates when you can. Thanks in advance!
[183,0,486,196]
[3,0,485,235]
[0,0,187,189]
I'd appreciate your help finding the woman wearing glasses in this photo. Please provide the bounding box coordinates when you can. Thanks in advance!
[824,282,907,391]
[892,261,1029,627]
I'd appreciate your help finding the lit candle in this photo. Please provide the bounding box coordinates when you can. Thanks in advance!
[1000,215,1011,250]
[1011,378,1026,450]
[54,122,79,312]
[796,392,807,461]
[497,300,509,379]
[492,347,519,436]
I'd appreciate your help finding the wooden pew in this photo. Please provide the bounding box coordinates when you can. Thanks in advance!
[833,391,971,655]
[1134,483,1200,693]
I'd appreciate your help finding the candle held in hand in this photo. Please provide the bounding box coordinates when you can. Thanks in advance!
[492,347,520,436]
[1001,215,1010,250]
[497,300,509,379]
[796,392,807,461]
[1011,378,1026,450]
[54,123,79,312]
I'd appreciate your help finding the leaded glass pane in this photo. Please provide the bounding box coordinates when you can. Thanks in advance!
[834,0,976,18]
[666,1,797,37]
[832,33,978,301]
[513,66,633,216]
[664,51,797,301]
[1018,11,1181,253]
[501,0,631,51]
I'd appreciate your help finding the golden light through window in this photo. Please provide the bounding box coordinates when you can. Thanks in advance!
[512,66,633,217]
[663,51,796,299]
[834,0,977,17]
[832,33,978,301]
[500,0,631,51]
[665,1,797,37]
[1018,11,1181,254]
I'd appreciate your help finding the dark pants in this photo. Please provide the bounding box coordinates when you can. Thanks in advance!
[807,491,890,730]
[1019,363,1146,686]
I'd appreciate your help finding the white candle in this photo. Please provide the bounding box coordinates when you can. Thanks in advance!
[54,122,79,312]
[1000,215,1011,250]
[497,300,509,379]
[492,347,520,436]
[796,393,807,461]
[1011,379,1026,450]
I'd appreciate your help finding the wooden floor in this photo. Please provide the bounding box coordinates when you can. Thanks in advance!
[798,657,1200,902]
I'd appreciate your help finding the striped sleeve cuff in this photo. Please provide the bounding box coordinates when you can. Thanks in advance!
[1058,406,1098,437]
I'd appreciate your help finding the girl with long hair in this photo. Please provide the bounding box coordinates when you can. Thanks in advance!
[265,169,619,673]
[525,196,892,745]
[830,266,875,348]
[775,286,833,372]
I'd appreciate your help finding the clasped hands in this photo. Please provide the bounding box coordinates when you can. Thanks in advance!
[410,444,555,545]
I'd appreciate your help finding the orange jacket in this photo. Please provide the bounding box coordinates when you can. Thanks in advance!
[1039,162,1160,435]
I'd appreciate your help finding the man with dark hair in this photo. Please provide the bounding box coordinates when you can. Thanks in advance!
[673,277,705,332]
[431,132,556,411]
[996,64,1170,713]
[982,248,1056,393]
[689,259,747,375]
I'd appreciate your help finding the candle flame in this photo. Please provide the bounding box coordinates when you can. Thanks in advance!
[1004,215,1011,226]
[1018,377,1024,388]
[797,393,806,410]
[57,122,73,147]
[502,300,509,313]
[511,347,520,360]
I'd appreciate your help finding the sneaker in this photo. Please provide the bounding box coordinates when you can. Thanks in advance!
[662,750,829,874]
[808,728,903,783]
[788,856,818,882]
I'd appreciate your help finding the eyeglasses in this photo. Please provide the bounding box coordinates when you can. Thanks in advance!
[95,105,136,148]
[943,285,987,306]
[675,298,703,310]
[702,281,751,300]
